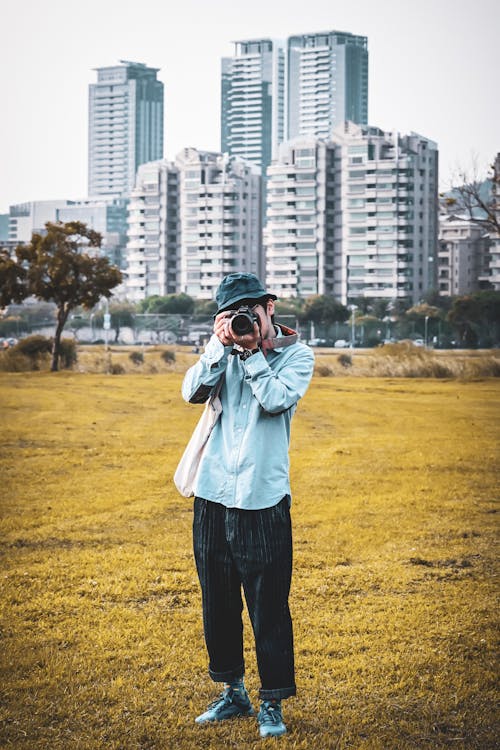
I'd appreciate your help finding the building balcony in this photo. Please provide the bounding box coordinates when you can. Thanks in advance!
[268,261,298,273]
[125,277,146,288]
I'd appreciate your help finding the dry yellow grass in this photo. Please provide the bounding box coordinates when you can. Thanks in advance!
[0,372,498,749]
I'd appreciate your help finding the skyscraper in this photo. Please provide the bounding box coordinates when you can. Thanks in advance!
[221,40,285,191]
[88,61,164,198]
[221,31,368,225]
[287,31,368,140]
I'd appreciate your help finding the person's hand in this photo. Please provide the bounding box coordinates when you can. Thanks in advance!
[230,321,260,351]
[214,312,234,346]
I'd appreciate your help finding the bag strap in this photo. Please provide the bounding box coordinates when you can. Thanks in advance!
[210,373,224,402]
[260,325,299,355]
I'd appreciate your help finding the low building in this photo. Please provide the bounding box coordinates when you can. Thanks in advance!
[57,197,128,268]
[438,214,491,296]
[8,200,71,243]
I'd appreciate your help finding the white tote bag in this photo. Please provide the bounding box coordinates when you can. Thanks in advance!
[173,381,223,497]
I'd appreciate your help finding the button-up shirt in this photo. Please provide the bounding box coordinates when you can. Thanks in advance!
[181,330,315,510]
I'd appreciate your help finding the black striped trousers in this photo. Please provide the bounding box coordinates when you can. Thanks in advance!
[193,495,296,700]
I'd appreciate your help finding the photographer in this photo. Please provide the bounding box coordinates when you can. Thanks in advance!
[181,273,314,739]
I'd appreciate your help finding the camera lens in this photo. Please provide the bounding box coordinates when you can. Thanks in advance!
[231,312,255,336]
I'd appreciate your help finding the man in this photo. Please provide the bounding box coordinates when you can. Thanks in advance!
[181,273,314,738]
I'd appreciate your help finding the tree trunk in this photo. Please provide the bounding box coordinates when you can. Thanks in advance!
[51,308,69,372]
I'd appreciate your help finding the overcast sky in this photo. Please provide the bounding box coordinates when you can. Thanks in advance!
[1,0,498,213]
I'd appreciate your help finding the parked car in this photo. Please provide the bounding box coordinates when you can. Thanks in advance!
[334,339,349,348]
[1,337,18,349]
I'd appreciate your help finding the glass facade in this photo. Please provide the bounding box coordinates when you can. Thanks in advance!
[287,32,368,141]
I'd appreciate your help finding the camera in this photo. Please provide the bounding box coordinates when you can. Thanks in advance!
[228,306,259,336]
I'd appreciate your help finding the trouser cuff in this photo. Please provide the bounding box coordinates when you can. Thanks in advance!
[209,663,245,683]
[259,685,296,700]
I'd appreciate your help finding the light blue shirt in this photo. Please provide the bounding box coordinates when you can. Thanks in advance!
[181,331,315,510]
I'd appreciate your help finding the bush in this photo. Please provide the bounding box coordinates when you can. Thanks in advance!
[338,353,353,368]
[15,335,51,357]
[129,351,144,365]
[110,363,125,375]
[3,335,77,371]
[314,363,333,377]
[3,335,51,371]
[58,338,77,369]
[161,350,176,364]
[377,341,422,358]
[0,350,33,372]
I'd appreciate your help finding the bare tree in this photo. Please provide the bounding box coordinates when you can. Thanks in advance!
[441,154,500,235]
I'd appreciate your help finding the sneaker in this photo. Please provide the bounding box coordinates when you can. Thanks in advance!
[195,686,255,724]
[258,700,287,738]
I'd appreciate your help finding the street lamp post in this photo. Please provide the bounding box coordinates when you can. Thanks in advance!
[349,304,357,349]
[103,297,111,350]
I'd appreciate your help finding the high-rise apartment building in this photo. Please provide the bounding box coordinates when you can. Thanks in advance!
[265,123,438,305]
[221,31,368,227]
[221,40,285,177]
[125,160,179,302]
[221,39,284,220]
[88,61,164,198]
[125,150,261,302]
[337,124,438,303]
[287,31,368,141]
[486,153,500,290]
[177,149,262,299]
[265,137,336,298]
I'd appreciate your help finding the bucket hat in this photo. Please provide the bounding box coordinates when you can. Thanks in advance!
[215,273,277,313]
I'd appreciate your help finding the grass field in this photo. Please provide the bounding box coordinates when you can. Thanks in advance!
[1,371,498,749]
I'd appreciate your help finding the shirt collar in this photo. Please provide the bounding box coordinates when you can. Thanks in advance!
[262,325,298,354]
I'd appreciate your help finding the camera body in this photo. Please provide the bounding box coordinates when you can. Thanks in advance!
[228,306,259,336]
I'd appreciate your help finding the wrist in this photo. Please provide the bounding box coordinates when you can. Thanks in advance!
[239,347,259,361]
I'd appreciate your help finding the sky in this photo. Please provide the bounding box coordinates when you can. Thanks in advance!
[0,0,498,214]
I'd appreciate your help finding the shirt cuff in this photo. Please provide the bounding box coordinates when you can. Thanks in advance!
[242,350,268,375]
[201,334,232,366]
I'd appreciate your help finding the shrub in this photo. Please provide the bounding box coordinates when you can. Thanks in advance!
[467,356,500,378]
[129,351,144,365]
[0,350,33,372]
[15,335,51,357]
[338,353,353,368]
[377,341,422,358]
[110,363,125,375]
[2,336,51,371]
[161,350,176,364]
[314,363,333,377]
[4,335,77,371]
[58,338,77,369]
